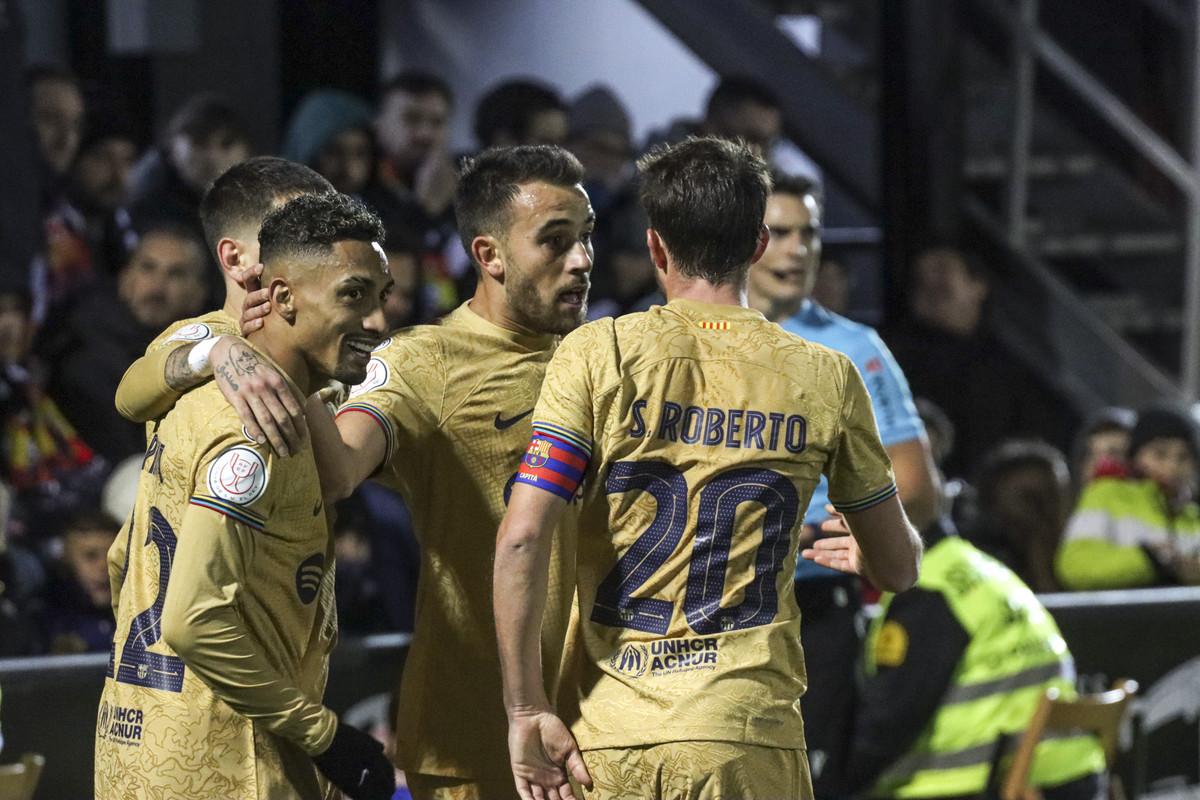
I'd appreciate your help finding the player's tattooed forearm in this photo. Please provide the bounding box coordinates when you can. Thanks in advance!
[165,344,205,391]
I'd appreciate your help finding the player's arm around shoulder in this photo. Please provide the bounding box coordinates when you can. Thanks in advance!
[324,329,445,501]
[114,317,233,422]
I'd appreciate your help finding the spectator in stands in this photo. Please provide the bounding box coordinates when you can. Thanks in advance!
[0,481,43,656]
[566,85,635,215]
[473,78,568,149]
[37,118,139,322]
[747,172,940,794]
[40,509,118,653]
[831,510,1107,800]
[0,286,104,542]
[127,93,251,235]
[48,224,208,462]
[1057,406,1200,589]
[1070,406,1136,494]
[587,194,658,318]
[704,75,783,158]
[26,66,84,205]
[886,246,1071,478]
[383,230,427,329]
[811,257,852,317]
[281,88,374,196]
[969,440,1071,593]
[369,71,462,319]
[373,71,457,220]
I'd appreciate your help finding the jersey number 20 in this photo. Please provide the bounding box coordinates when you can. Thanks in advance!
[590,461,799,635]
[114,507,186,692]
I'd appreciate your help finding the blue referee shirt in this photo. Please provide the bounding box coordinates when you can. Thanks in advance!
[781,300,925,581]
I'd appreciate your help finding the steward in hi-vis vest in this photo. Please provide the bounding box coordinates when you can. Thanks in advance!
[838,521,1106,799]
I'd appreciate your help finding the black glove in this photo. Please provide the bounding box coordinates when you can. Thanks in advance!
[312,722,396,800]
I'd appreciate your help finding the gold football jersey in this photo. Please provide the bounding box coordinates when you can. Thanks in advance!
[96,378,338,799]
[110,309,242,614]
[338,302,574,782]
[519,299,896,751]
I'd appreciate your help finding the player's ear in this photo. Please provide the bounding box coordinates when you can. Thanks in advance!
[473,235,505,282]
[216,237,246,276]
[646,229,669,274]
[270,278,297,323]
[750,224,770,265]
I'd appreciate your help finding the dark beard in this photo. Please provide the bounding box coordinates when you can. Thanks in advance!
[507,270,585,336]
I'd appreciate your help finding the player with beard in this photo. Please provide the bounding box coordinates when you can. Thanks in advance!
[241,145,594,800]
[96,192,395,799]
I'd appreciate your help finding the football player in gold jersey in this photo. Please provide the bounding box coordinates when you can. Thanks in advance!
[494,137,924,800]
[107,158,333,614]
[115,156,332,455]
[253,145,591,800]
[95,192,396,799]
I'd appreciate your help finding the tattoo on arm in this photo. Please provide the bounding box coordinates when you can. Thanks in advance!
[164,344,205,391]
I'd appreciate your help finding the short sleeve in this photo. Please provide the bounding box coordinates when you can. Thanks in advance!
[825,358,898,513]
[336,333,445,464]
[515,323,604,500]
[854,330,924,448]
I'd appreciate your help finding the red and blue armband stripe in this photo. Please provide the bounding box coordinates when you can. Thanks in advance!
[514,422,591,500]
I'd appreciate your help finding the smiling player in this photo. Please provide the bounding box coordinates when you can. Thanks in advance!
[95,192,395,800]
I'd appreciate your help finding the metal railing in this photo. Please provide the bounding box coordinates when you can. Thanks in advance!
[978,0,1200,399]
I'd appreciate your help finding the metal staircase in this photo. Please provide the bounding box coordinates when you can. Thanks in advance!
[635,0,1199,409]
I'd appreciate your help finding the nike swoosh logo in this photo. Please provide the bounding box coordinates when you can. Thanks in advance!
[494,409,534,430]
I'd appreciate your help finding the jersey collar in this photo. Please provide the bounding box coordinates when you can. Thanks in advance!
[449,301,558,352]
[663,297,768,324]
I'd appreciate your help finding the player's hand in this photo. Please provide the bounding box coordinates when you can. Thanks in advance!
[507,708,592,800]
[312,722,396,800]
[229,261,263,292]
[211,337,308,457]
[800,506,862,575]
[241,284,272,335]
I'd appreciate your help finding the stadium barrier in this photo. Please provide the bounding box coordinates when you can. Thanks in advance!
[1,589,1197,799]
[0,632,409,798]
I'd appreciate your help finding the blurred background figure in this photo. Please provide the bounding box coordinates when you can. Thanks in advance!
[382,229,427,329]
[886,246,1073,479]
[46,223,207,463]
[1058,406,1200,589]
[473,78,568,149]
[282,88,374,196]
[967,439,1072,594]
[0,481,42,657]
[127,93,251,236]
[1070,406,1137,494]
[566,85,635,215]
[37,118,139,323]
[39,509,118,654]
[25,66,84,207]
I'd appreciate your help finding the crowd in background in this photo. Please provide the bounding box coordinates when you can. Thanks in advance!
[0,64,1197,660]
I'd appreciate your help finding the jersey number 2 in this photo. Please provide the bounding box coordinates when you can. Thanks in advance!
[590,461,799,635]
[114,506,186,692]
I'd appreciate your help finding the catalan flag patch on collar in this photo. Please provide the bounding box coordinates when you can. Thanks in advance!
[698,320,731,331]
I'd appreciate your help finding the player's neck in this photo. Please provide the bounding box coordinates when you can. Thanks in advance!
[245,328,314,397]
[663,274,747,308]
[469,282,541,337]
[220,284,246,321]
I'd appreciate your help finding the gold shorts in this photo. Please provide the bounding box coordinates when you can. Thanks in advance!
[579,741,811,800]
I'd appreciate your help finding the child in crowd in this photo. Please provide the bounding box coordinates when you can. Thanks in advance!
[1057,406,1200,589]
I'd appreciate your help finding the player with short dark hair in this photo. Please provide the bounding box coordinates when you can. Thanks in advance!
[271,143,594,800]
[493,137,923,800]
[115,156,332,445]
[96,191,395,799]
